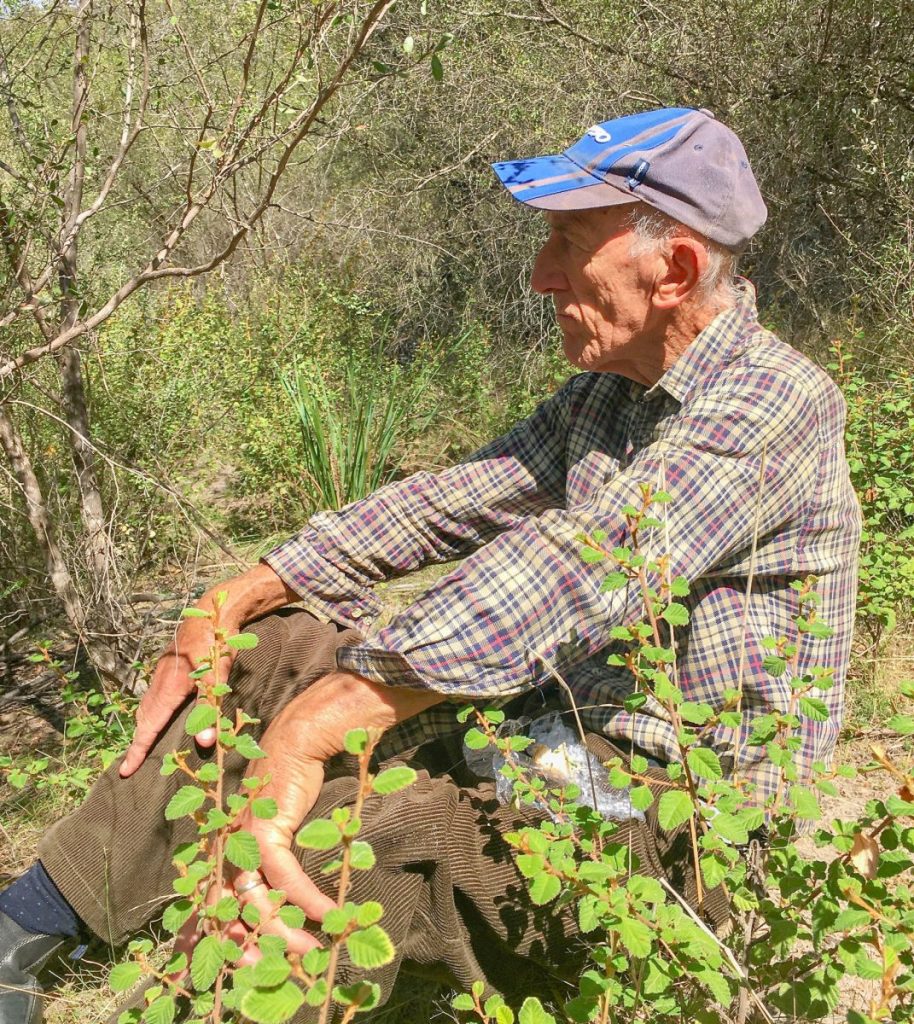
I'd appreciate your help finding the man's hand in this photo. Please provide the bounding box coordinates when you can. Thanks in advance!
[119,563,300,778]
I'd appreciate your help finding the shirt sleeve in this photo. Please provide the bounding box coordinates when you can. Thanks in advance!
[337,365,822,695]
[261,378,573,631]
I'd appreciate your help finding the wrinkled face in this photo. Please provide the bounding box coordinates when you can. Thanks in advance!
[531,205,661,382]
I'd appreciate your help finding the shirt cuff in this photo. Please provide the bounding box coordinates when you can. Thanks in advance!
[262,526,383,632]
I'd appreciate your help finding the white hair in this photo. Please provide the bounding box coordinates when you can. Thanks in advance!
[627,206,740,307]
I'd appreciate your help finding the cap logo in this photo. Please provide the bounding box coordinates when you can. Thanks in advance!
[625,158,650,191]
[586,125,612,144]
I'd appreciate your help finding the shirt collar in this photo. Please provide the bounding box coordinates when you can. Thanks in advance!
[637,278,761,405]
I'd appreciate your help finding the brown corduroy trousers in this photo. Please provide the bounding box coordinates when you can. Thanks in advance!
[38,609,720,1018]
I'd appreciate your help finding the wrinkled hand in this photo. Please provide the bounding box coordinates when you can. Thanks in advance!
[173,691,337,968]
[119,611,237,778]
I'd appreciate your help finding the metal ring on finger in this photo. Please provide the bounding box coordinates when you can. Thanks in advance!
[235,874,265,895]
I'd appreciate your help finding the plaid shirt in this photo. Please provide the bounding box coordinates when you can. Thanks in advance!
[265,283,861,796]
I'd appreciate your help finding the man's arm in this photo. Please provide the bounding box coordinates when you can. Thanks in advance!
[120,563,300,777]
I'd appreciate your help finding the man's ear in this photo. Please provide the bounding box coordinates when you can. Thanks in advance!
[652,237,708,310]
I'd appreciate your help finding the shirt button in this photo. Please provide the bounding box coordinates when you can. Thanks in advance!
[350,609,363,620]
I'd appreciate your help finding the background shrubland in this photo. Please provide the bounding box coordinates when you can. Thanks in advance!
[1,1,913,1021]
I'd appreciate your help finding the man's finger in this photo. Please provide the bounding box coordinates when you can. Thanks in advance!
[260,845,337,923]
[233,870,323,956]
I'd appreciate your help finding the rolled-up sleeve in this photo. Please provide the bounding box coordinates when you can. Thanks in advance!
[262,380,571,632]
[337,367,821,696]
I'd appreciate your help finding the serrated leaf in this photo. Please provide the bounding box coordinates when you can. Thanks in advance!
[190,935,224,992]
[225,830,261,871]
[346,925,395,968]
[464,727,489,750]
[349,840,376,870]
[181,607,211,618]
[161,899,195,934]
[661,603,689,626]
[333,981,380,1010]
[371,765,417,795]
[277,904,305,928]
[185,704,217,735]
[240,980,305,1023]
[251,954,291,987]
[680,701,714,725]
[452,993,475,1011]
[657,789,693,830]
[296,818,340,850]
[164,785,206,821]
[226,632,259,650]
[356,901,383,927]
[614,916,652,957]
[888,714,914,736]
[109,961,143,992]
[143,996,176,1024]
[686,746,723,780]
[528,872,561,905]
[211,896,240,922]
[798,696,831,722]
[234,734,266,760]
[629,785,654,811]
[251,797,278,820]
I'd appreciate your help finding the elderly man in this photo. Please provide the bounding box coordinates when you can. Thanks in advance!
[1,107,860,1022]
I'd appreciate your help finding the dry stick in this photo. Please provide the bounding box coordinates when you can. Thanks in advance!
[731,443,768,781]
[317,738,379,1024]
[658,877,776,1024]
[522,644,601,820]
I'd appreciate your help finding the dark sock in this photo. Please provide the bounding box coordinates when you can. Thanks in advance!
[0,861,81,938]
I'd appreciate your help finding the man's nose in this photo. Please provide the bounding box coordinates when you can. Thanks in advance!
[530,236,567,295]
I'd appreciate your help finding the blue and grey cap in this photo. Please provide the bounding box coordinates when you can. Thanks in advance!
[491,107,766,252]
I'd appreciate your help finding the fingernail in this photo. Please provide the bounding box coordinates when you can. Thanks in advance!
[197,728,216,745]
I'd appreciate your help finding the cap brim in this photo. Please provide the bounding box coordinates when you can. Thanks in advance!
[492,153,640,211]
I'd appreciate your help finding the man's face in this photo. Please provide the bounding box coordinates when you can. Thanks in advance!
[530,205,661,383]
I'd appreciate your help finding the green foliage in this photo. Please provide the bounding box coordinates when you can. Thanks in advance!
[832,342,914,640]
[107,606,416,1024]
[453,485,914,1024]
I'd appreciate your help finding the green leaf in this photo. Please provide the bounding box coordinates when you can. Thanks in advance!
[277,905,305,929]
[296,818,340,850]
[181,607,211,619]
[332,981,380,1011]
[143,995,176,1024]
[790,785,821,820]
[887,714,914,736]
[600,571,628,591]
[161,899,195,934]
[464,727,489,750]
[225,830,262,871]
[798,696,831,721]
[301,948,331,976]
[629,785,654,811]
[195,763,220,783]
[371,765,417,795]
[185,704,217,735]
[356,901,384,927]
[657,789,694,830]
[686,746,723,780]
[240,981,305,1023]
[234,734,266,760]
[350,840,376,870]
[711,813,748,845]
[109,961,143,992]
[680,702,714,725]
[344,728,369,754]
[251,797,278,820]
[661,603,689,626]
[190,935,225,992]
[528,872,561,905]
[211,896,240,922]
[430,53,444,80]
[614,916,653,957]
[226,632,259,650]
[164,785,206,821]
[346,925,395,968]
[452,993,476,1011]
[250,955,291,987]
[763,654,787,677]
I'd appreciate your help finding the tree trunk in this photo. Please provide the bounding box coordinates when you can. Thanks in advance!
[0,401,125,681]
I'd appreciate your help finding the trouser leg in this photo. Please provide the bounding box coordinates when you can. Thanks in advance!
[38,609,360,946]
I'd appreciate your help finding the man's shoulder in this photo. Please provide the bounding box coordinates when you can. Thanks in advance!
[693,324,846,434]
